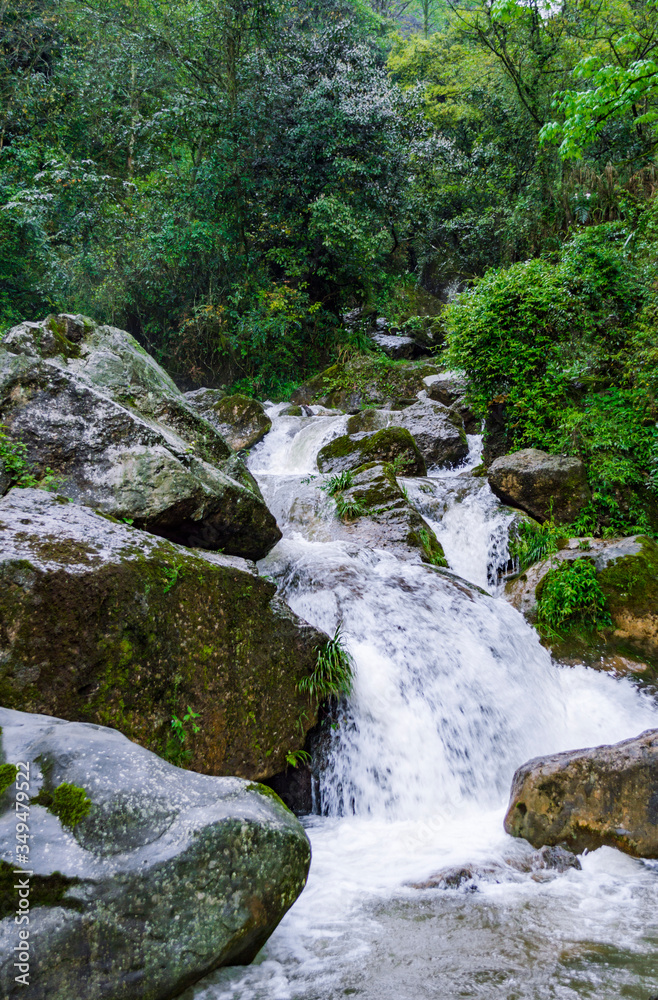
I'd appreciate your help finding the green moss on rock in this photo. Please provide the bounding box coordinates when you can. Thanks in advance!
[0,489,325,780]
[0,861,82,920]
[292,357,440,411]
[317,427,426,476]
[0,763,17,795]
[33,782,92,828]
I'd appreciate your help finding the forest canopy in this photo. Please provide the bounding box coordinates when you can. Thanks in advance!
[1,0,658,408]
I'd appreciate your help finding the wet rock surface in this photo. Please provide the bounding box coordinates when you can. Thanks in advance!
[504,729,658,858]
[317,426,427,476]
[327,463,446,564]
[346,399,468,469]
[0,707,311,1000]
[424,371,478,434]
[487,448,591,524]
[199,393,272,451]
[0,316,280,559]
[0,488,325,778]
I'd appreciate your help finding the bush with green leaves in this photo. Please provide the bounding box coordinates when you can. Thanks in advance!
[446,223,657,533]
[510,518,564,572]
[536,558,612,633]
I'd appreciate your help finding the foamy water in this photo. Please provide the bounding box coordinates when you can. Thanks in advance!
[186,404,658,1000]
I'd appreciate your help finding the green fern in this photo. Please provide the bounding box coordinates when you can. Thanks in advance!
[299,623,354,701]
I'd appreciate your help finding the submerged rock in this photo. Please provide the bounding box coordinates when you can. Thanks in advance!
[197,393,272,451]
[410,846,580,890]
[0,315,280,559]
[317,427,426,476]
[0,707,311,1000]
[504,729,658,858]
[0,489,325,778]
[487,448,591,524]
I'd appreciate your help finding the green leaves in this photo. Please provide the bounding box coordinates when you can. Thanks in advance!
[537,559,612,633]
[299,624,354,701]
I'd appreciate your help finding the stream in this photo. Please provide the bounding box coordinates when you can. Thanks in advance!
[188,405,658,1000]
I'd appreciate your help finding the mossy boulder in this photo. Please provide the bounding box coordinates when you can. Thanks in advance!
[0,319,281,559]
[505,535,658,677]
[291,356,441,412]
[203,394,272,451]
[0,707,311,1000]
[346,399,468,469]
[504,729,658,858]
[325,462,446,564]
[488,448,591,524]
[317,427,426,476]
[0,488,325,778]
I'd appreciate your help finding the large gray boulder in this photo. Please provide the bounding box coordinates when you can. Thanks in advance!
[0,488,325,779]
[504,729,658,858]
[487,448,591,524]
[0,315,279,559]
[0,707,311,1000]
[346,398,468,469]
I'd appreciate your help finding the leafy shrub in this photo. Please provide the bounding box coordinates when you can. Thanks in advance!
[510,518,565,571]
[445,224,657,533]
[164,706,201,768]
[321,471,354,497]
[0,426,60,490]
[536,559,611,633]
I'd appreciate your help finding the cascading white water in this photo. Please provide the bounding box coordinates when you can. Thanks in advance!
[189,406,658,1000]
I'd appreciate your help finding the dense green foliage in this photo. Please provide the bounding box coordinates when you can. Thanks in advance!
[446,221,658,532]
[2,0,658,524]
[537,558,612,633]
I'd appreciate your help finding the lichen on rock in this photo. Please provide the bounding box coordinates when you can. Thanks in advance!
[0,315,281,559]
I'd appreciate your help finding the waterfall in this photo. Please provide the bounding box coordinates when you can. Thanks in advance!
[189,407,658,1000]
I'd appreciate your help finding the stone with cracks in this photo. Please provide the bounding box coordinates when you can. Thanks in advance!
[0,315,280,559]
[346,399,468,468]
[0,707,311,1000]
